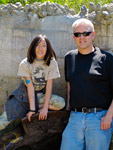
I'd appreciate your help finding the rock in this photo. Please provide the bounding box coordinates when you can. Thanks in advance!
[107,3,113,12]
[0,118,22,138]
[0,8,9,16]
[67,8,75,15]
[29,5,38,14]
[102,4,108,11]
[96,3,101,12]
[102,11,110,20]
[110,12,113,18]
[89,2,96,13]
[46,2,56,12]
[64,4,69,10]
[55,8,63,15]
[38,11,47,18]
[86,11,96,22]
[15,2,22,7]
[0,126,24,150]
[22,111,69,139]
[80,5,87,15]
[0,111,70,150]
[0,2,113,19]
[11,9,24,16]
[33,2,41,7]
[0,2,70,17]
[55,3,66,14]
[95,11,102,23]
[46,2,57,16]
[0,4,4,9]
[24,4,30,13]
[9,3,18,9]
[38,2,47,12]
[38,2,48,17]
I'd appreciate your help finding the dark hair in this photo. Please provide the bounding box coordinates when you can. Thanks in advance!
[27,34,56,66]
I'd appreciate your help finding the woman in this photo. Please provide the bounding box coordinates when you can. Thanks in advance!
[0,34,65,129]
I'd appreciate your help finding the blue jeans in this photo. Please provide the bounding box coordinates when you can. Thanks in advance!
[60,110,113,150]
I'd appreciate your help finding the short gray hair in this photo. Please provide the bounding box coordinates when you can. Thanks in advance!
[72,18,94,32]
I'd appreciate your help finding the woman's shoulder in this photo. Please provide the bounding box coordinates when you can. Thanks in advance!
[19,58,30,66]
[20,58,27,64]
[50,57,57,65]
[50,57,57,62]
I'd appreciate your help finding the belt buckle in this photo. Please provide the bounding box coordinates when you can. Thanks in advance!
[82,107,88,113]
[74,108,77,112]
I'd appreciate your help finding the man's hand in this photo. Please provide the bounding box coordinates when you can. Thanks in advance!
[101,114,112,130]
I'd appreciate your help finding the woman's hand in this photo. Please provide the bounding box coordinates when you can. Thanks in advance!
[38,107,48,120]
[38,79,52,120]
[27,111,36,121]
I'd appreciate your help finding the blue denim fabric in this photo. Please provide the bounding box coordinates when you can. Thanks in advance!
[60,110,112,150]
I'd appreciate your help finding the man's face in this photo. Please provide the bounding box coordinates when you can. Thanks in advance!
[73,24,95,53]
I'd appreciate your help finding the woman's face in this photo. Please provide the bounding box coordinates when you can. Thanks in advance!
[35,38,47,59]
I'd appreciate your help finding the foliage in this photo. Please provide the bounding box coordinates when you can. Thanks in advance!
[0,0,113,13]
[0,0,26,5]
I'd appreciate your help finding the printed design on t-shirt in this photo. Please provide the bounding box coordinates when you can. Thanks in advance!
[33,66,46,90]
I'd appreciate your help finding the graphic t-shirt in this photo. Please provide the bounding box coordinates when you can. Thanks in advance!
[18,57,60,91]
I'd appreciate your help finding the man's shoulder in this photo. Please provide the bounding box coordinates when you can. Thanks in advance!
[95,47,113,58]
[95,47,113,64]
[65,49,78,57]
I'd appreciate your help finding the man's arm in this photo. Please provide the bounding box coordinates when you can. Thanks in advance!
[66,82,71,110]
[101,100,113,130]
[101,54,113,130]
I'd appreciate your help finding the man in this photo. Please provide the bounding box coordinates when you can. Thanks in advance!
[60,18,113,150]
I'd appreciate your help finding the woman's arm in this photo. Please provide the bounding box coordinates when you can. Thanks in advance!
[24,76,36,121]
[38,79,53,120]
[66,82,71,111]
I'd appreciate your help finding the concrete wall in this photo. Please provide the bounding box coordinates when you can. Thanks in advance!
[0,2,113,113]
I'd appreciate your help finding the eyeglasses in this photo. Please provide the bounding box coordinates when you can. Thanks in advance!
[74,32,92,37]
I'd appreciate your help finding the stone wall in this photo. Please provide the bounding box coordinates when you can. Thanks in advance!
[0,2,113,112]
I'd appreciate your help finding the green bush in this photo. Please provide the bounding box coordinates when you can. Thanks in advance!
[9,0,26,5]
[0,0,26,5]
[27,0,45,4]
[0,0,9,5]
[0,0,113,13]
